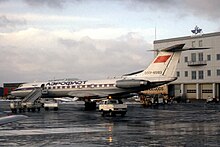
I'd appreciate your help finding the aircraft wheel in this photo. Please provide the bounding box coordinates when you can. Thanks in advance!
[19,108,22,113]
[109,110,115,117]
[121,112,126,117]
[84,101,96,111]
[31,108,36,112]
[11,109,16,113]
[101,110,105,117]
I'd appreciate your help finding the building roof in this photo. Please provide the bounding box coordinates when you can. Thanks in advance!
[154,32,220,44]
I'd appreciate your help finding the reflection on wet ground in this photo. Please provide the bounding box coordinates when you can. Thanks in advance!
[0,101,220,146]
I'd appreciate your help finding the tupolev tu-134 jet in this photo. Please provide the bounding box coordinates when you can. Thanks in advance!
[11,44,208,103]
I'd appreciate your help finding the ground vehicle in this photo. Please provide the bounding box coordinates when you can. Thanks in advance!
[44,100,59,111]
[9,100,41,113]
[99,99,127,116]
[9,100,23,113]
[25,101,41,112]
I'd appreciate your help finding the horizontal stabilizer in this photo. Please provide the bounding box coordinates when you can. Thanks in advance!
[149,44,209,52]
[161,44,185,52]
[161,43,209,52]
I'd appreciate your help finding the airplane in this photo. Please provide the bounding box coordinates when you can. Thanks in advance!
[11,43,208,109]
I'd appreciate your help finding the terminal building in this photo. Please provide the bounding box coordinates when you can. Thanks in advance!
[3,83,23,97]
[154,31,220,100]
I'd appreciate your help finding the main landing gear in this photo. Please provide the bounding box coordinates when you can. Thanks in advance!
[84,99,96,111]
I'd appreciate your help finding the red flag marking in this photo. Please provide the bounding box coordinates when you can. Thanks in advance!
[154,55,171,63]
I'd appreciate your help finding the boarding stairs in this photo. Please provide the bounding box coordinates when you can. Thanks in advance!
[22,88,42,103]
[9,88,43,113]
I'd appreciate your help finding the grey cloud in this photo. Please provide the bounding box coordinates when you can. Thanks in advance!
[21,0,220,20]
[183,0,220,20]
[0,32,152,83]
[122,0,180,14]
[58,34,152,79]
[126,0,177,10]
[23,0,83,9]
[0,15,26,32]
[20,0,220,20]
[23,0,65,8]
[125,0,220,20]
[0,0,7,3]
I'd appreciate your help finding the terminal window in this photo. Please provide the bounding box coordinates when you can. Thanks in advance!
[185,71,188,77]
[192,41,196,48]
[199,40,203,47]
[191,53,196,62]
[187,89,196,93]
[198,53,203,61]
[198,70,204,79]
[176,71,180,77]
[217,69,220,76]
[207,55,211,61]
[207,70,211,76]
[192,71,196,79]
[184,57,188,62]
[217,54,220,60]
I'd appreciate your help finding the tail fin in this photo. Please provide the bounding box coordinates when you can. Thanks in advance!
[129,44,185,78]
[124,43,209,79]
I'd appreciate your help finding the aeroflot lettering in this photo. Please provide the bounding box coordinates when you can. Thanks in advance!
[46,81,87,86]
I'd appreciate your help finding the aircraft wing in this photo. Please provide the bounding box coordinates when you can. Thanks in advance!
[0,115,28,125]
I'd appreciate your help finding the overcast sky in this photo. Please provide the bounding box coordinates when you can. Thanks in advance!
[0,0,220,85]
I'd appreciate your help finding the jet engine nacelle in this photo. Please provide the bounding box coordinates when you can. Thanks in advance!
[116,79,149,89]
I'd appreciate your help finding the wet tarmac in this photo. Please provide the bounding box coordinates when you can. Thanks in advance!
[0,101,220,147]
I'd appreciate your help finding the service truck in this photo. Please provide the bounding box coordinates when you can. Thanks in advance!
[99,99,127,116]
[44,100,59,111]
